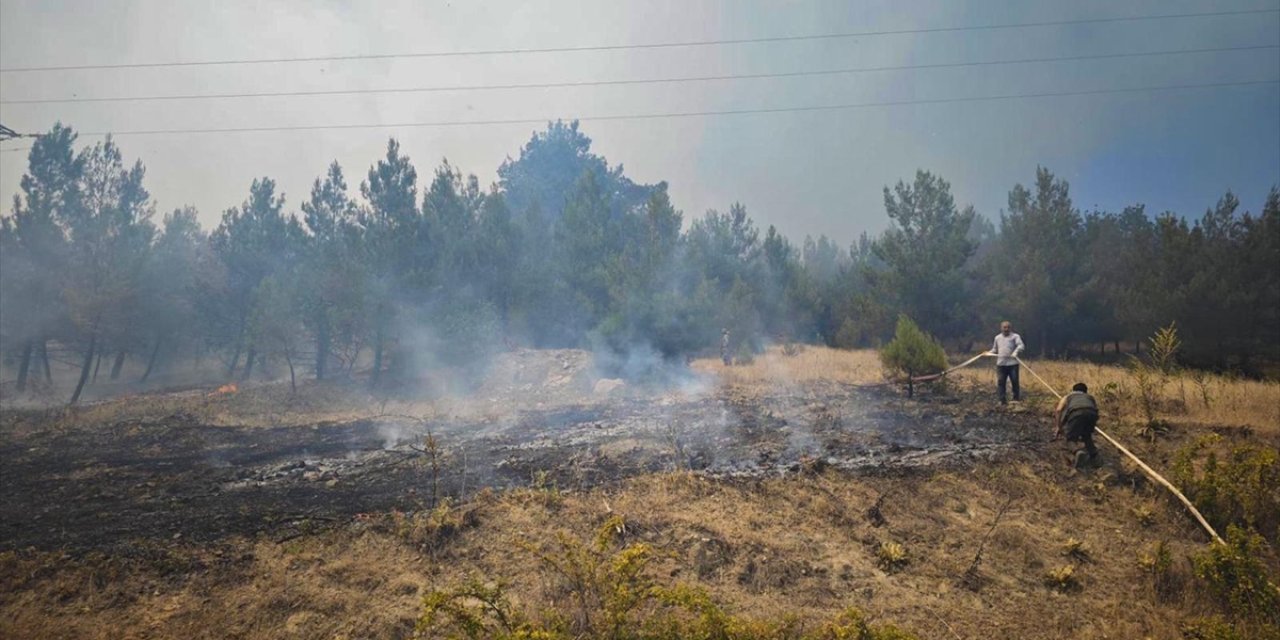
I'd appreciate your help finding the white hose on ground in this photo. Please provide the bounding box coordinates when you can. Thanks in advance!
[1015,356,1224,545]
[909,351,994,382]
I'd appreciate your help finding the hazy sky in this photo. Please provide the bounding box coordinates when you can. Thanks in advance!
[2,0,1277,244]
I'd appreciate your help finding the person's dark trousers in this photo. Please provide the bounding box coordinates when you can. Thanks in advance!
[996,364,1021,403]
[1067,415,1100,460]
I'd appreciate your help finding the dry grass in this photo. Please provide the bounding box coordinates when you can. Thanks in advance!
[952,358,1280,433]
[4,346,1276,638]
[692,346,884,389]
[698,345,1279,434]
[2,458,1231,640]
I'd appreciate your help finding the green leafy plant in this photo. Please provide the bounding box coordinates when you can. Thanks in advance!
[1190,368,1214,410]
[1137,541,1181,600]
[1061,538,1089,562]
[416,515,921,639]
[1172,435,1280,543]
[1127,323,1184,428]
[876,541,908,572]
[1043,564,1080,592]
[879,315,946,399]
[388,499,475,555]
[1149,322,1182,375]
[1181,615,1250,640]
[1192,526,1280,626]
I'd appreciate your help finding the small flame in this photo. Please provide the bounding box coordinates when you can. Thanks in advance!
[209,383,238,396]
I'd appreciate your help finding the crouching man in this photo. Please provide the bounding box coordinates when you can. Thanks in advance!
[1055,382,1101,469]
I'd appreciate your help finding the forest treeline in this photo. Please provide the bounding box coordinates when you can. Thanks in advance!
[2,121,1278,402]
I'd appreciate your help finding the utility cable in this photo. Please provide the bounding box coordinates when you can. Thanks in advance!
[2,7,1274,73]
[5,44,1275,105]
[72,78,1279,137]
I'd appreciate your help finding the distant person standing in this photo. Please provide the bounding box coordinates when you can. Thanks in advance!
[721,329,732,366]
[1056,382,1101,468]
[991,321,1025,404]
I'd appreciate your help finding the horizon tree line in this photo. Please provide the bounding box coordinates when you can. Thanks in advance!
[2,120,1277,403]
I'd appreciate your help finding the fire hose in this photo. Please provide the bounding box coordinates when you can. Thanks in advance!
[889,349,1223,544]
[1014,356,1224,545]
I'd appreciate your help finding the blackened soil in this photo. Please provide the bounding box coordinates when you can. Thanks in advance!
[0,385,1039,551]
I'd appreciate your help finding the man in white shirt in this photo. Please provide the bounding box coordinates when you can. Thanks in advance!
[991,321,1025,404]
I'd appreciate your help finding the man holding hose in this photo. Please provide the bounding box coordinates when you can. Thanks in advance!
[991,321,1025,404]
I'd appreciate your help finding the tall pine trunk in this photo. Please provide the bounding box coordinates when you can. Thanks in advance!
[226,315,246,378]
[314,315,329,381]
[41,338,51,382]
[370,324,384,388]
[70,329,98,405]
[226,345,242,378]
[109,350,126,380]
[347,345,361,377]
[15,339,33,393]
[241,346,257,381]
[285,352,296,394]
[140,336,163,383]
[92,351,103,382]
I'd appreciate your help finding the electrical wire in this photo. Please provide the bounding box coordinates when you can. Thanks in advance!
[73,78,1278,137]
[6,44,1274,105]
[2,7,1275,73]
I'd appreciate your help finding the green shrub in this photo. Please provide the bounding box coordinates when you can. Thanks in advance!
[385,500,475,554]
[879,315,946,398]
[735,342,756,366]
[1138,541,1183,600]
[1192,526,1280,626]
[1172,435,1280,544]
[1127,323,1185,427]
[834,318,862,350]
[1043,564,1080,593]
[1181,616,1248,640]
[876,542,908,572]
[416,515,920,639]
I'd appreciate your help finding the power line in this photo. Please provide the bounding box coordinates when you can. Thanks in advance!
[74,78,1277,137]
[2,7,1275,73]
[0,123,41,141]
[5,44,1275,106]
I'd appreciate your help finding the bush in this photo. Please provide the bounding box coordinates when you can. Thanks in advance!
[1137,541,1183,600]
[1172,435,1280,544]
[1192,526,1280,627]
[417,515,920,639]
[879,315,946,398]
[834,318,862,350]
[1181,616,1249,640]
[1043,564,1080,592]
[876,541,908,572]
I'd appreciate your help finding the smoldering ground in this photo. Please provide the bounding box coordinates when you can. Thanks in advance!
[0,347,1037,552]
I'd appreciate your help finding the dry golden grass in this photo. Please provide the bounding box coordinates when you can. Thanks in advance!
[4,347,1275,638]
[953,357,1280,433]
[1,458,1231,640]
[691,346,884,389]
[698,344,1280,434]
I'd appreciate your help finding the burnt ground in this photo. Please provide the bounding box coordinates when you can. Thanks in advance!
[0,379,1042,552]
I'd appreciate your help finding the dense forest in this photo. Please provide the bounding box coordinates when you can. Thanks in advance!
[2,121,1278,402]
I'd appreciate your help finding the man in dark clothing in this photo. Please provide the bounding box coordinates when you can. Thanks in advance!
[1055,382,1101,468]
